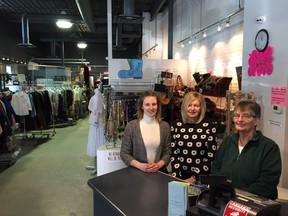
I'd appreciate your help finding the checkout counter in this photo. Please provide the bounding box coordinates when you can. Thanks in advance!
[187,175,282,216]
[88,168,286,216]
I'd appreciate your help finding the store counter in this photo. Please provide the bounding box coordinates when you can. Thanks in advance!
[88,167,288,216]
[97,143,126,176]
[87,167,176,216]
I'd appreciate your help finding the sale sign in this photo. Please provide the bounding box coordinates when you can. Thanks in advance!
[223,200,251,216]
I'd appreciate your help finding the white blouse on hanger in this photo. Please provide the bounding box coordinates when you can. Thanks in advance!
[11,91,32,116]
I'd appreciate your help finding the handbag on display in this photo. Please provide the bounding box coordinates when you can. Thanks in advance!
[173,75,186,97]
[161,70,174,87]
[160,91,171,106]
[154,83,166,92]
[161,70,173,79]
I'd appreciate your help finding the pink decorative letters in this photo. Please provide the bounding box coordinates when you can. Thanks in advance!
[248,46,273,76]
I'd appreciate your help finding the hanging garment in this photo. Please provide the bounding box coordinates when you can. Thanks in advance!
[11,91,32,116]
[86,88,106,157]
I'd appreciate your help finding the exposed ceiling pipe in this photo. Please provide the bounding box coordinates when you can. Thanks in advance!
[31,58,87,61]
[113,23,127,50]
[114,0,143,49]
[61,42,65,66]
[168,0,173,59]
[18,14,36,48]
[49,40,57,57]
[118,0,142,21]
[30,58,89,65]
[75,0,96,32]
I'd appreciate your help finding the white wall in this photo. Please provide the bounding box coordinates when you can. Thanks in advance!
[172,0,244,91]
[142,13,164,59]
[242,0,288,188]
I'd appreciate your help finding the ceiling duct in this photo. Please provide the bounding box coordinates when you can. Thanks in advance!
[75,0,96,32]
[118,0,143,23]
[113,24,127,50]
[17,14,36,48]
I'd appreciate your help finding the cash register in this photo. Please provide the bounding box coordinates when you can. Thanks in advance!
[186,175,281,216]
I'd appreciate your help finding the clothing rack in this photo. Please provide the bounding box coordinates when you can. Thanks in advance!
[30,125,56,139]
[24,88,56,139]
[0,92,22,166]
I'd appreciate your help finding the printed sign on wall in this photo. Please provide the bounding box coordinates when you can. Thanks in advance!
[271,86,287,107]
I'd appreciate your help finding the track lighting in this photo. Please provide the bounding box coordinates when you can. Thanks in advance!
[226,19,230,27]
[177,8,243,45]
[142,44,158,58]
[1,55,25,64]
[217,23,222,32]
[203,30,207,38]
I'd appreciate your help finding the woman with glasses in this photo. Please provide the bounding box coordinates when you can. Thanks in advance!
[211,100,281,200]
[170,92,217,184]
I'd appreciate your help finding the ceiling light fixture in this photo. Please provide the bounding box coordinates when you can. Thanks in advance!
[56,11,73,29]
[56,20,73,29]
[77,42,87,49]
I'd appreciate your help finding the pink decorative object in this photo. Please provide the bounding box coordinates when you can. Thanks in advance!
[248,46,273,76]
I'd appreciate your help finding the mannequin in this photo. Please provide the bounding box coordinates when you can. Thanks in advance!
[86,88,106,175]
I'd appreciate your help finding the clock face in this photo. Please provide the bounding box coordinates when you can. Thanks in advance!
[255,29,269,52]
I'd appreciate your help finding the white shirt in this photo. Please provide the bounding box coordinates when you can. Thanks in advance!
[11,91,32,116]
[140,114,160,163]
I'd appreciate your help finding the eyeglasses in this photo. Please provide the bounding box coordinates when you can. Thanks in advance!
[233,113,256,120]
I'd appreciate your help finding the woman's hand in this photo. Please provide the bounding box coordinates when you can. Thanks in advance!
[131,160,164,173]
[184,176,196,184]
[137,163,150,172]
[146,163,160,172]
